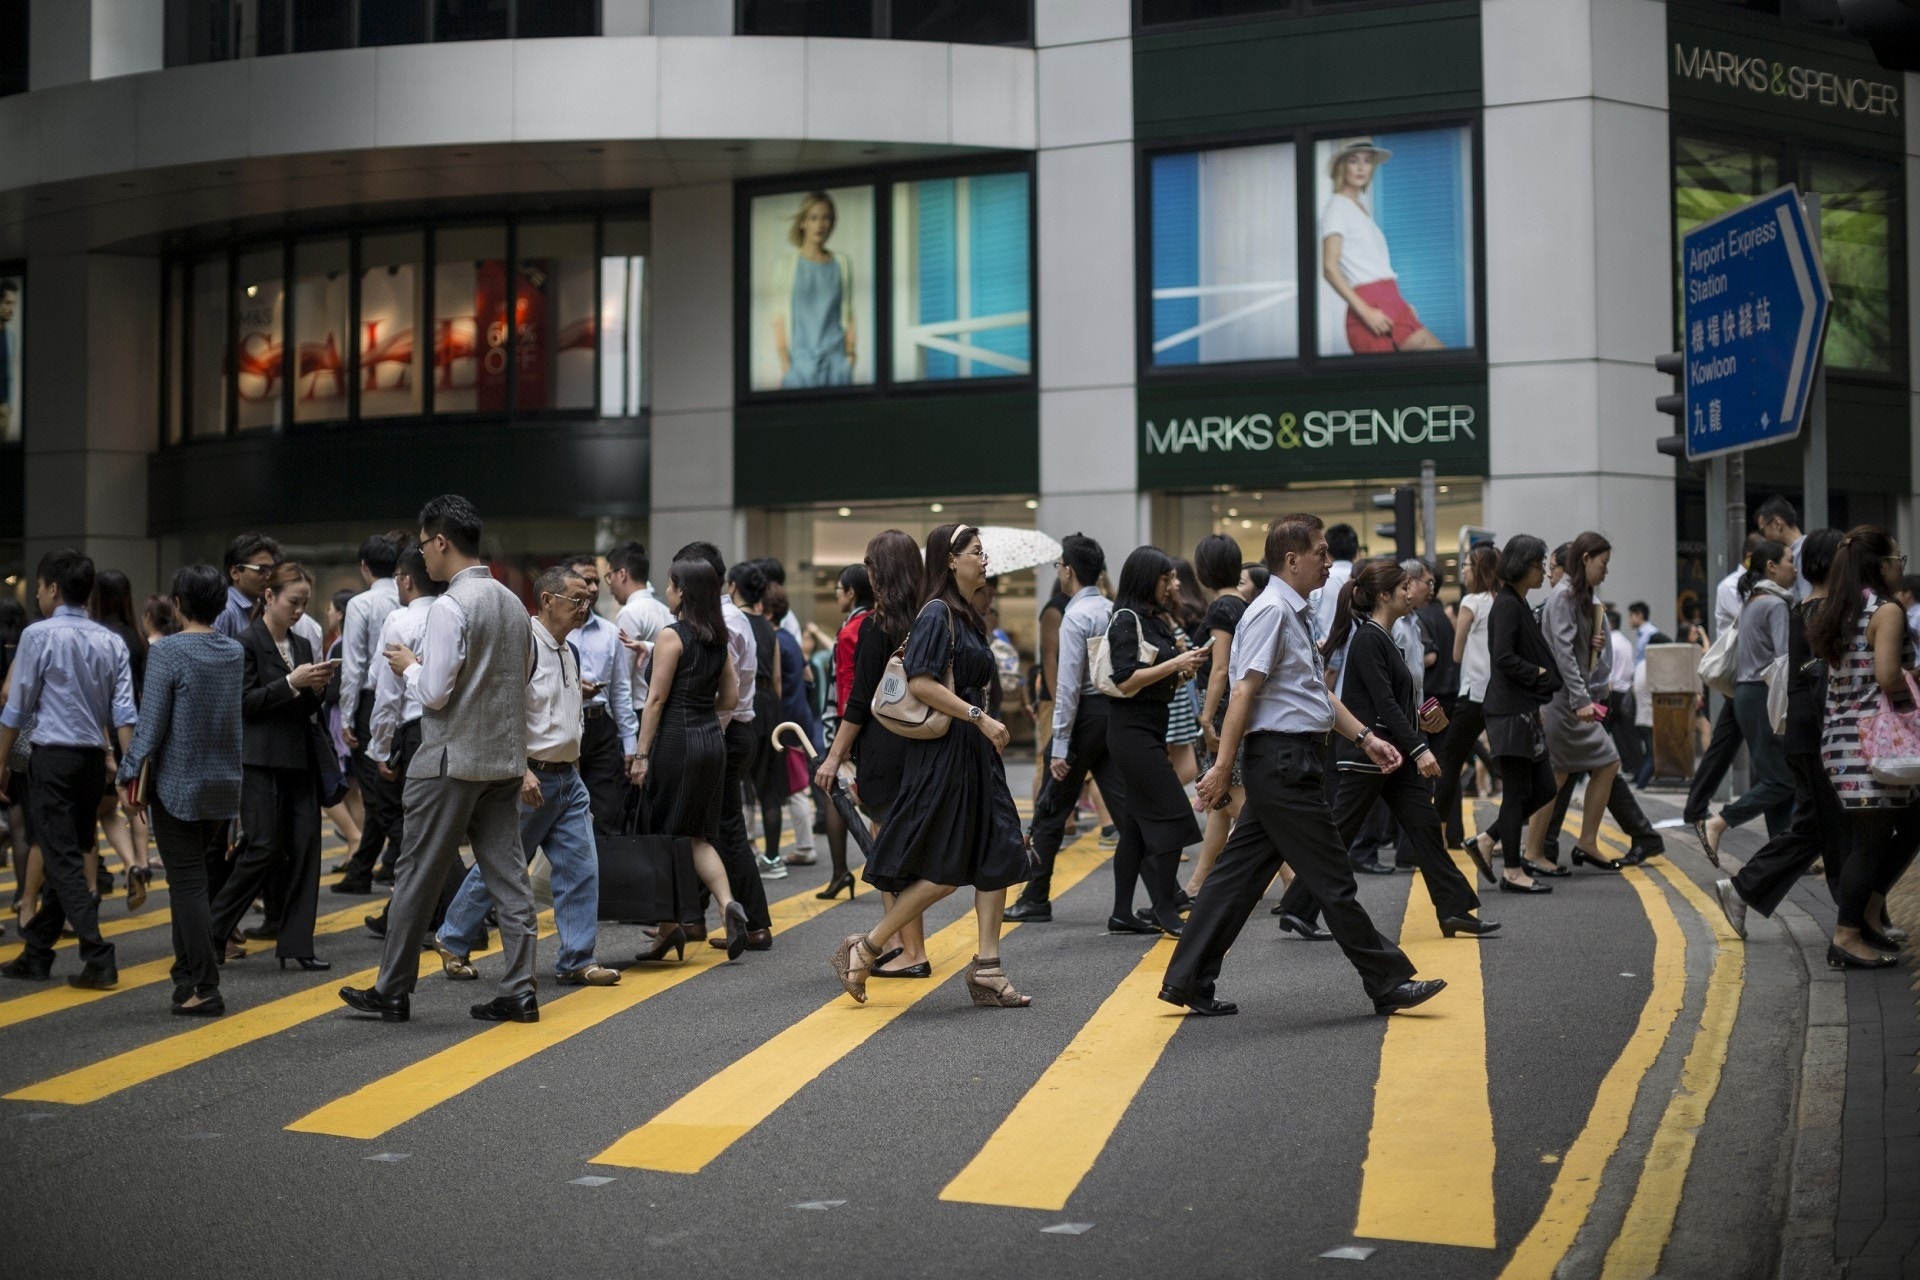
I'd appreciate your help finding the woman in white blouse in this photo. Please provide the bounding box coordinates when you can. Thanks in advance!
[1321,137,1444,355]
[1434,544,1497,848]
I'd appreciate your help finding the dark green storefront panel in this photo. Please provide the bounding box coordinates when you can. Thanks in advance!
[0,449,20,539]
[1668,10,1902,150]
[735,393,1038,506]
[149,420,649,535]
[1139,369,1487,489]
[1134,1,1481,138]
[1740,381,1909,495]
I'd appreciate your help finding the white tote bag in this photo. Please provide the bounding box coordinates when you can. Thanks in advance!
[1698,624,1738,698]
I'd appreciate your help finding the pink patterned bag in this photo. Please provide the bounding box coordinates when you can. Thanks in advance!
[1860,670,1920,785]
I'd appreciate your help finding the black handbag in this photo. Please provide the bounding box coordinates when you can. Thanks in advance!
[597,791,700,923]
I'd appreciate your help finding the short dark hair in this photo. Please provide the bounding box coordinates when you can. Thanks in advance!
[564,553,599,575]
[1900,573,1920,600]
[535,565,581,601]
[1243,562,1270,593]
[1755,494,1800,531]
[1193,533,1243,592]
[727,561,767,607]
[0,280,17,299]
[763,581,790,623]
[169,563,227,625]
[359,533,401,578]
[1060,533,1105,590]
[1325,523,1359,561]
[417,494,483,557]
[606,539,651,584]
[1497,535,1549,587]
[1115,545,1176,618]
[394,547,442,596]
[675,541,726,582]
[754,556,786,585]
[331,587,356,617]
[223,531,282,574]
[1263,513,1324,571]
[838,563,873,608]
[1628,601,1650,620]
[1801,528,1842,588]
[37,548,95,607]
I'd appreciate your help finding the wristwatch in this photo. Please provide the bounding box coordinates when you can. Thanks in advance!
[1355,728,1373,746]
[968,705,984,725]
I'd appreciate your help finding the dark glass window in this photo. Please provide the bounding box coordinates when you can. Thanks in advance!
[359,0,428,44]
[1138,0,1289,24]
[166,0,235,64]
[739,0,875,38]
[434,0,509,40]
[1803,151,1901,374]
[254,0,288,55]
[516,0,598,37]
[0,0,27,97]
[293,0,353,51]
[891,0,1028,43]
[1666,0,1782,13]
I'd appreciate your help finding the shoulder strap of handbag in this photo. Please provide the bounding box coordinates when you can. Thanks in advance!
[895,600,956,666]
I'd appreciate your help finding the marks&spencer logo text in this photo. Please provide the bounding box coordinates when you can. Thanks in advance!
[1672,42,1899,118]
[1144,404,1478,456]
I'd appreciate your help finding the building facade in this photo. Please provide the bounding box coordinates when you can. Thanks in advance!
[0,0,1912,635]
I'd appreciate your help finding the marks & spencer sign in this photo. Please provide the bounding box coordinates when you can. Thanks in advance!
[1669,17,1901,138]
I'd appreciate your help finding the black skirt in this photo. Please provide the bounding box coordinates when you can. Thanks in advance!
[1107,697,1201,853]
[1486,708,1546,761]
[645,707,725,843]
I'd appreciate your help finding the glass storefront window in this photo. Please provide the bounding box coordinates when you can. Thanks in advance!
[1803,151,1900,375]
[359,0,427,44]
[0,270,19,445]
[434,0,509,41]
[514,222,597,412]
[1150,142,1298,367]
[517,0,597,37]
[433,226,508,415]
[293,240,350,423]
[890,0,1030,43]
[600,220,648,418]
[235,250,285,431]
[190,256,229,439]
[1139,0,1290,23]
[891,173,1031,382]
[360,232,425,419]
[739,0,874,37]
[293,0,353,51]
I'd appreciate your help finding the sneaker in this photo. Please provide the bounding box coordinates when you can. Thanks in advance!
[1098,825,1118,848]
[1714,879,1748,941]
[758,855,789,880]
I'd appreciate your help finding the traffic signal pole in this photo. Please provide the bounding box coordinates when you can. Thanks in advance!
[1802,194,1829,529]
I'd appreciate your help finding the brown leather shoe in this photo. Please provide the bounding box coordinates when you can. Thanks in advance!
[709,928,772,951]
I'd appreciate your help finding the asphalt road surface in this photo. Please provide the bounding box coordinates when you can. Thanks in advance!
[0,787,1806,1280]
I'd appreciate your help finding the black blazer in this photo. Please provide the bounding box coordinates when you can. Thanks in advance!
[1336,619,1427,764]
[239,620,329,771]
[1483,586,1564,716]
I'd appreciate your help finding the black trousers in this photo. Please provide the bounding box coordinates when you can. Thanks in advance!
[1839,800,1920,929]
[715,719,772,930]
[578,709,625,840]
[150,795,226,998]
[1434,697,1487,847]
[749,690,785,858]
[1684,696,1743,823]
[1165,733,1416,1004]
[1733,752,1848,917]
[18,746,114,972]
[1022,697,1127,903]
[346,700,404,879]
[211,764,322,958]
[1494,753,1557,872]
[1281,763,1481,929]
[1608,690,1642,776]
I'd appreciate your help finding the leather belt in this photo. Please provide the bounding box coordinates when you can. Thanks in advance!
[582,704,608,720]
[1250,729,1332,746]
[526,757,576,773]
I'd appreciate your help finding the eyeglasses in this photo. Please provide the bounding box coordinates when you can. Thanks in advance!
[1885,554,1910,569]
[236,562,273,575]
[547,593,595,610]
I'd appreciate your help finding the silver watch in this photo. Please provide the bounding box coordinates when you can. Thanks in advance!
[968,705,984,724]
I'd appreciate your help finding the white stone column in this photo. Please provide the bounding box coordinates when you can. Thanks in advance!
[23,253,160,595]
[1034,0,1141,562]
[1482,0,1677,619]
[648,181,738,562]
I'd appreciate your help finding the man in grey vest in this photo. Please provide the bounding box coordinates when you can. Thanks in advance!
[339,495,540,1025]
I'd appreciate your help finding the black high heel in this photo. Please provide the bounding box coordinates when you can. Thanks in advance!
[1572,847,1625,873]
[635,923,687,964]
[724,902,751,961]
[1441,915,1502,937]
[279,957,331,971]
[815,872,856,901]
[1466,835,1498,885]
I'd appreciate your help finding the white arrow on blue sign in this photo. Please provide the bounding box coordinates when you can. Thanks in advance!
[1680,185,1831,462]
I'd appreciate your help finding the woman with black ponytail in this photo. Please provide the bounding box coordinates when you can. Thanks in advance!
[1698,540,1796,860]
[1471,535,1563,893]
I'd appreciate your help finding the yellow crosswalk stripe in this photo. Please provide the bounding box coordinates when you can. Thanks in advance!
[938,937,1180,1210]
[1353,847,1496,1249]
[589,836,1109,1174]
[4,911,558,1106]
[286,880,854,1140]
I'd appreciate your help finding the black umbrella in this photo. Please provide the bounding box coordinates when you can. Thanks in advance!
[773,722,874,859]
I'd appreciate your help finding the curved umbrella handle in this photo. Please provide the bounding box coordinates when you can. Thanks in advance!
[771,720,817,760]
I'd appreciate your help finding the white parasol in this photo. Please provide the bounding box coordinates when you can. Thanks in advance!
[975,526,1062,576]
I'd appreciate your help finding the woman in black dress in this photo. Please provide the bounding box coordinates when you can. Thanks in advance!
[813,529,924,974]
[1472,536,1565,893]
[630,556,747,961]
[1187,536,1265,899]
[1103,546,1209,936]
[830,523,1036,1007]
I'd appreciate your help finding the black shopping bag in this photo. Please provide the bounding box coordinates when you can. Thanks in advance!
[596,794,700,923]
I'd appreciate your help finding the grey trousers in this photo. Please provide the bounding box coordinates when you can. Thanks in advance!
[375,774,537,1000]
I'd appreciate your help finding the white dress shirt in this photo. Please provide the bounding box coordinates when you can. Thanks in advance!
[779,611,802,643]
[1714,567,1742,637]
[721,597,757,727]
[1789,533,1810,602]
[1050,586,1113,760]
[1230,577,1335,736]
[338,576,400,728]
[1308,559,1354,645]
[1608,629,1636,694]
[569,611,637,754]
[402,566,494,713]
[526,618,584,764]
[1458,591,1493,702]
[615,585,675,711]
[368,596,434,764]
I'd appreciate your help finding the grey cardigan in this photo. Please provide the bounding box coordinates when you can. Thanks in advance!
[1734,584,1791,684]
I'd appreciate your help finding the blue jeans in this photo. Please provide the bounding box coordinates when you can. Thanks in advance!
[439,765,601,974]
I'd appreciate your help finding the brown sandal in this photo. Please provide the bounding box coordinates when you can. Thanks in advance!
[831,934,880,1004]
[964,956,1032,1008]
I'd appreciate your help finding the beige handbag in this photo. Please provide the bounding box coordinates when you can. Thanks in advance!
[1088,609,1156,699]
[871,603,957,741]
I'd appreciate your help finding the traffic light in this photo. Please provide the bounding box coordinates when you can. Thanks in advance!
[1371,487,1417,560]
[1655,351,1687,461]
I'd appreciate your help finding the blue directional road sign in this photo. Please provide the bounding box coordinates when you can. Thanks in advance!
[1680,185,1831,463]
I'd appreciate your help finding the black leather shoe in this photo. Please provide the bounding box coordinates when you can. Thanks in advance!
[871,960,933,979]
[1277,912,1332,941]
[1003,899,1053,923]
[471,992,539,1023]
[339,986,410,1022]
[1500,878,1553,894]
[1353,860,1397,876]
[1626,841,1664,865]
[1157,985,1238,1016]
[172,995,226,1017]
[1106,913,1159,935]
[332,878,375,895]
[242,924,278,941]
[1525,860,1570,878]
[1573,848,1626,872]
[1373,978,1448,1015]
[364,913,387,938]
[1440,916,1502,938]
[67,965,118,990]
[0,957,52,981]
[372,867,396,885]
[1827,943,1898,970]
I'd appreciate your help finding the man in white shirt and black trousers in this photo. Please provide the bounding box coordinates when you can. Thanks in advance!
[607,539,674,714]
[1161,514,1446,1018]
[562,553,637,842]
[335,532,405,894]
[1006,533,1130,923]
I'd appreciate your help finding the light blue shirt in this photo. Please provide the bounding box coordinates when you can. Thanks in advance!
[569,611,638,753]
[1229,578,1335,736]
[1050,586,1113,760]
[214,585,255,640]
[2,605,138,748]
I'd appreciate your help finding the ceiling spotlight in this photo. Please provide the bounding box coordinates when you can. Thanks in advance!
[1240,520,1252,529]
[836,507,851,517]
[1227,507,1238,518]
[930,503,945,514]
[1024,499,1038,510]
[245,285,258,297]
